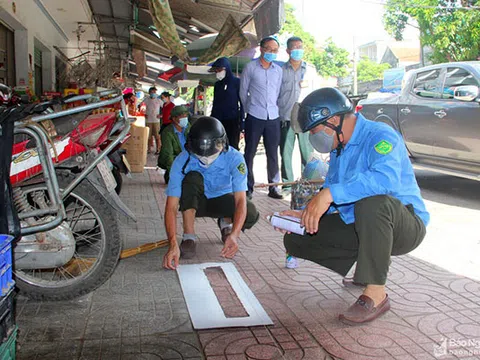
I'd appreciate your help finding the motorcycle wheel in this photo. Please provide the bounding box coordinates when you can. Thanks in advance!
[112,166,123,194]
[14,172,122,300]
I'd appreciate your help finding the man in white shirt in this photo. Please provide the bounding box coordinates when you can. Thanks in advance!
[143,87,163,154]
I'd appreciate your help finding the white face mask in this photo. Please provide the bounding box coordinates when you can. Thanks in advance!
[178,117,188,128]
[216,70,226,81]
[197,152,221,167]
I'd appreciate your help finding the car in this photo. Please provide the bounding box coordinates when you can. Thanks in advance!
[359,61,480,181]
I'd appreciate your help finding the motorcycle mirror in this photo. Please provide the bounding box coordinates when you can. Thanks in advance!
[0,83,12,103]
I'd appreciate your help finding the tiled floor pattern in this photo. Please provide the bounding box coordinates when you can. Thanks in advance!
[14,155,480,359]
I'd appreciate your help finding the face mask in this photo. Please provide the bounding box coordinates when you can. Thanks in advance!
[263,52,277,63]
[309,129,335,153]
[216,70,226,81]
[150,93,156,99]
[178,117,188,128]
[197,152,221,167]
[290,49,304,61]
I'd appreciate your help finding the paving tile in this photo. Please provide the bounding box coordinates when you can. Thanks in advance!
[15,156,480,360]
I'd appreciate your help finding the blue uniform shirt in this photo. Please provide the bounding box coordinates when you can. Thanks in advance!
[166,147,248,199]
[325,113,430,226]
[173,126,187,152]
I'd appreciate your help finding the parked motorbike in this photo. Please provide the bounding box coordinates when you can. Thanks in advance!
[5,88,136,300]
[62,90,133,194]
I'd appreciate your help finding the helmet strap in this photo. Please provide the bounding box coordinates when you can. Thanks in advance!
[334,114,346,157]
[181,155,191,175]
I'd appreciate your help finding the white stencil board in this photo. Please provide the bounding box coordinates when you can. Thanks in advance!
[177,262,273,329]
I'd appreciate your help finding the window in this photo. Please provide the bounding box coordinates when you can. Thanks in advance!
[412,69,441,98]
[0,22,15,86]
[442,67,479,99]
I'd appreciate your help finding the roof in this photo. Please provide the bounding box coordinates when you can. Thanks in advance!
[87,0,283,55]
[387,46,421,63]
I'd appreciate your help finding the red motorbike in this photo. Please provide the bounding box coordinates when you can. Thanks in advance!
[4,87,136,300]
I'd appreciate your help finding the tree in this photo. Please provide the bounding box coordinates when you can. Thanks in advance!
[279,4,350,78]
[313,38,351,78]
[357,57,391,82]
[383,0,480,63]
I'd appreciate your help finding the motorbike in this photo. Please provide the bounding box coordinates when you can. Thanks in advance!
[4,87,136,300]
[46,90,132,194]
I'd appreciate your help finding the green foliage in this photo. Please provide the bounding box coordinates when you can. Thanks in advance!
[279,4,350,78]
[357,57,391,82]
[313,39,351,78]
[383,0,480,63]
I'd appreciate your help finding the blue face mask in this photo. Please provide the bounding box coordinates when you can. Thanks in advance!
[178,117,188,128]
[309,129,335,153]
[263,52,277,63]
[290,49,304,61]
[150,93,156,99]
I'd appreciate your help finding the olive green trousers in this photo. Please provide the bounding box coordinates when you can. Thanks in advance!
[284,195,426,285]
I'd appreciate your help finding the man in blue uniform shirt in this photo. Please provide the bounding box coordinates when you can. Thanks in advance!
[281,87,429,324]
[163,116,259,270]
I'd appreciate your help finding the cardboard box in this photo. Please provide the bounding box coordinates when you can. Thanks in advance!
[121,123,149,173]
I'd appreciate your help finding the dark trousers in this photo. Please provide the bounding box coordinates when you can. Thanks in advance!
[284,195,426,285]
[244,114,281,193]
[180,171,259,229]
[280,121,313,185]
[220,118,240,150]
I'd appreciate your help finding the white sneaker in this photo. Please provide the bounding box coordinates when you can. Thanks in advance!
[285,254,298,269]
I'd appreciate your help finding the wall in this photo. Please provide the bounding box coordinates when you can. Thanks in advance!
[0,0,73,92]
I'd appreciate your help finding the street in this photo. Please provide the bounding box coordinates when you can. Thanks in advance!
[253,140,480,282]
[411,170,480,281]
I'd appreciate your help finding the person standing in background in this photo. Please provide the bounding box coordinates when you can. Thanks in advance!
[209,57,244,150]
[160,92,175,134]
[157,105,191,184]
[240,36,283,200]
[142,87,162,154]
[278,36,316,193]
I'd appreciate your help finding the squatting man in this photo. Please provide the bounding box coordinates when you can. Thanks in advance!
[163,116,259,270]
[277,87,430,324]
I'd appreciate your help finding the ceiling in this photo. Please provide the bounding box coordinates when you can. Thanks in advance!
[85,0,283,86]
[86,0,282,56]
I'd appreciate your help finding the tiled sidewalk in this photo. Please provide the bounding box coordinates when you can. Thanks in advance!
[149,163,480,360]
[15,156,480,360]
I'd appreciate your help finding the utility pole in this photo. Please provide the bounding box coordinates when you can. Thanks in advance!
[353,37,358,96]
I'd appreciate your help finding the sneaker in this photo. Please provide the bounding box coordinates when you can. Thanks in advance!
[180,239,196,259]
[285,254,298,269]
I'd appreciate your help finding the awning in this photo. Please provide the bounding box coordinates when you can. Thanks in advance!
[130,30,171,58]
[87,0,284,58]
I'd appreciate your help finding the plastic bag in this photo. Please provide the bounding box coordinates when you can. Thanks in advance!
[291,154,329,210]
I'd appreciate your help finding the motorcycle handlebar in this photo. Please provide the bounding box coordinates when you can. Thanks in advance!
[14,95,125,125]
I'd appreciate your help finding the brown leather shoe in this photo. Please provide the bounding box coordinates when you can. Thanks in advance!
[180,239,196,259]
[339,294,390,324]
[342,277,366,288]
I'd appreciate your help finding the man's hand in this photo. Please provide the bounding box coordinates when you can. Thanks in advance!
[301,188,333,234]
[221,233,239,258]
[156,114,161,119]
[163,244,180,270]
